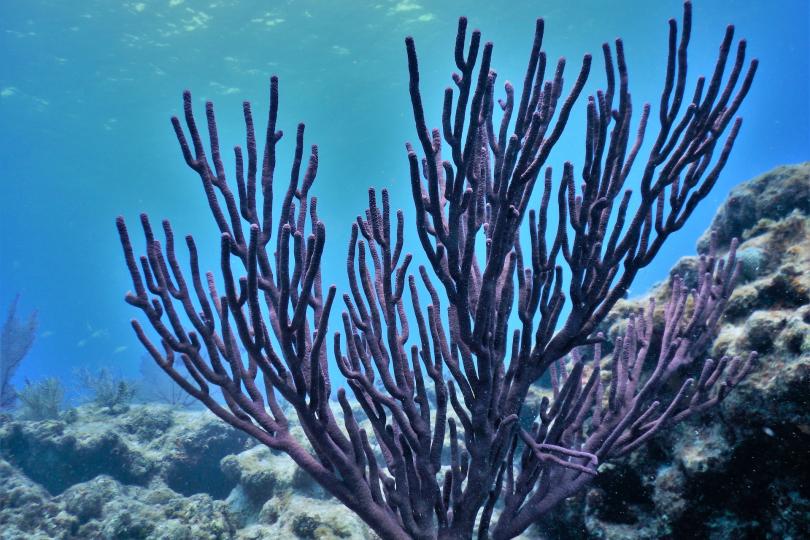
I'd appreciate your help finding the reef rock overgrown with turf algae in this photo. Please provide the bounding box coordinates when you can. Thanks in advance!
[1,162,808,538]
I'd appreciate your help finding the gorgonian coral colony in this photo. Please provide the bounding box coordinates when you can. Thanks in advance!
[117,2,757,538]
[1,295,38,411]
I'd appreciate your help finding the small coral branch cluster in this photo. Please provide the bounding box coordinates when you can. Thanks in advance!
[117,3,757,539]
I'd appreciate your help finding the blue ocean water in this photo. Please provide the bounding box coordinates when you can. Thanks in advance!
[1,0,808,390]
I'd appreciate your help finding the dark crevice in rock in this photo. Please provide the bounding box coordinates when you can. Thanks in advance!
[671,425,810,539]
[165,458,238,500]
[590,464,655,525]
[163,425,246,499]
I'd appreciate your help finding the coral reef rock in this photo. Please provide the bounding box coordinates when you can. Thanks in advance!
[0,403,373,539]
[555,162,810,540]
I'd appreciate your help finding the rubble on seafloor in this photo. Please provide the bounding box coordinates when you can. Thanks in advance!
[1,163,808,539]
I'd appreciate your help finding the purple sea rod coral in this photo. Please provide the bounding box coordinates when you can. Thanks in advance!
[117,3,758,538]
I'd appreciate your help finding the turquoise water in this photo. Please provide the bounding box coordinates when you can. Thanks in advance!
[1,0,808,386]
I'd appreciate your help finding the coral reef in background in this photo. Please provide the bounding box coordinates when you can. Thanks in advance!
[3,160,803,539]
[0,402,381,539]
[116,2,757,538]
[0,295,37,411]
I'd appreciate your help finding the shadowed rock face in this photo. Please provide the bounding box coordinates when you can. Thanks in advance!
[1,163,808,539]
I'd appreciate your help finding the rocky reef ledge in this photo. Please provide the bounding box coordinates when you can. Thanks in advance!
[0,403,375,539]
[1,163,808,539]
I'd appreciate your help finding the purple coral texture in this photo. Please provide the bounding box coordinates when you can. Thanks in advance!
[117,3,758,539]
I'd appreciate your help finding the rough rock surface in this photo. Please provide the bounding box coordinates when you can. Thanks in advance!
[0,403,372,540]
[0,163,807,539]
